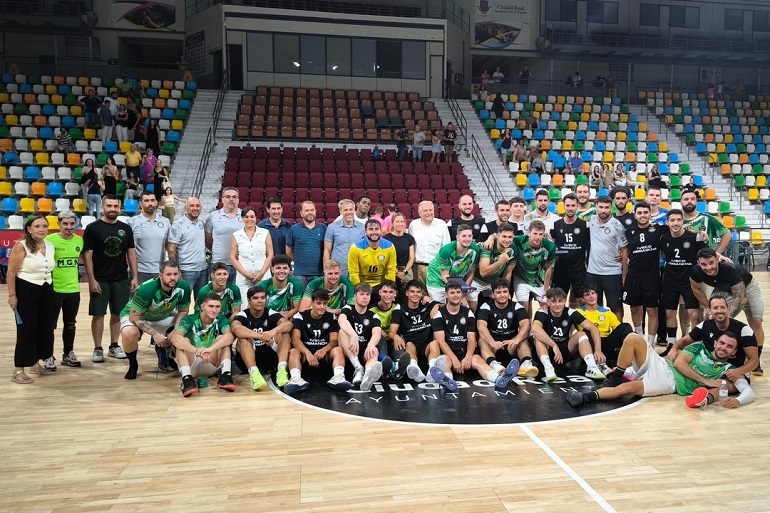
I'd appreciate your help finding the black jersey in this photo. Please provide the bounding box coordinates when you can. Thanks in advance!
[626,223,667,278]
[661,231,707,285]
[232,308,283,347]
[391,301,438,345]
[340,304,381,345]
[477,301,529,341]
[479,220,515,243]
[688,318,757,368]
[534,307,586,345]
[431,305,476,351]
[447,216,485,242]
[690,262,752,291]
[615,211,635,229]
[291,310,339,347]
[550,217,590,271]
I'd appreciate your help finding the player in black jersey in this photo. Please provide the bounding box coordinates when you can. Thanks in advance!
[611,187,634,228]
[478,200,512,243]
[659,210,707,349]
[551,194,590,306]
[665,294,759,377]
[285,289,348,395]
[338,283,384,392]
[231,286,293,390]
[622,202,666,346]
[476,278,538,378]
[532,288,605,382]
[389,280,442,383]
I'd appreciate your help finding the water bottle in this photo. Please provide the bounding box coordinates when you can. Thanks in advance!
[719,379,729,404]
[196,377,208,389]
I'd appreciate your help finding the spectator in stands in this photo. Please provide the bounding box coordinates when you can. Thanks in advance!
[683,176,698,196]
[396,126,409,162]
[117,76,132,97]
[480,70,492,84]
[517,65,534,85]
[145,119,161,156]
[530,151,547,174]
[593,73,606,88]
[325,199,365,278]
[513,138,528,164]
[205,187,243,282]
[98,100,115,144]
[647,163,665,189]
[430,129,442,163]
[443,122,457,165]
[707,83,716,100]
[153,160,169,201]
[81,159,103,217]
[408,200,450,285]
[478,85,489,102]
[492,66,504,83]
[491,94,505,119]
[412,125,426,162]
[55,127,73,158]
[102,157,119,197]
[132,82,146,101]
[125,173,141,201]
[115,104,130,144]
[127,103,141,141]
[258,198,292,256]
[500,129,512,153]
[286,201,327,288]
[370,206,392,234]
[566,151,582,175]
[125,143,142,182]
[717,81,725,100]
[613,163,628,188]
[572,71,583,86]
[141,149,157,188]
[80,88,101,129]
[160,187,185,223]
[551,149,568,174]
[108,92,120,116]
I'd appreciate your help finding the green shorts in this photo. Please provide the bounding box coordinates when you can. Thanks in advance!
[89,279,130,316]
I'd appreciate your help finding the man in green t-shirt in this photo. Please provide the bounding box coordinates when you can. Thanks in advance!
[512,220,557,316]
[196,262,241,320]
[566,331,755,409]
[46,211,84,368]
[298,259,354,315]
[680,190,731,252]
[257,255,303,319]
[474,222,517,299]
[425,224,482,309]
[119,260,191,380]
[171,293,237,397]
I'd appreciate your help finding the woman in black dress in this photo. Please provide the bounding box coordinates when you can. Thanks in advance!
[101,156,119,196]
[145,119,161,156]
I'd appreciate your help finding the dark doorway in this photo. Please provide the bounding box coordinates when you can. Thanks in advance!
[227,45,242,89]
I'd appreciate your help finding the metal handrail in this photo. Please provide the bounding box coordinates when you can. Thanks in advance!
[470,133,504,201]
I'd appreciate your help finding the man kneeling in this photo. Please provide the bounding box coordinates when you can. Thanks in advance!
[170,293,237,397]
[566,331,755,409]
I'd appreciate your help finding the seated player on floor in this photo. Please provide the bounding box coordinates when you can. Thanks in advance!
[338,283,384,391]
[369,280,411,380]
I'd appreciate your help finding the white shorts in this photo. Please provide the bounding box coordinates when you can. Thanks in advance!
[471,279,492,298]
[513,278,545,304]
[427,284,479,303]
[191,356,220,378]
[634,345,677,397]
[120,315,176,334]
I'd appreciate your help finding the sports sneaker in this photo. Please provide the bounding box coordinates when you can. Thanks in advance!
[352,367,364,386]
[108,344,127,359]
[180,375,198,397]
[217,371,237,392]
[92,348,105,363]
[494,358,520,389]
[517,360,538,378]
[406,362,425,382]
[44,356,57,372]
[275,367,290,388]
[284,376,310,395]
[380,356,393,378]
[392,353,410,380]
[62,351,82,367]
[598,363,613,377]
[327,374,353,392]
[566,390,586,407]
[585,366,606,381]
[156,345,172,373]
[751,365,764,377]
[429,366,458,392]
[249,369,267,390]
[426,355,446,383]
[685,387,709,408]
[543,366,558,382]
[360,362,383,392]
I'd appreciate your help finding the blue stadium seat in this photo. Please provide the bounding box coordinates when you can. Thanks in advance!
[47,182,63,197]
[479,110,489,120]
[668,153,679,163]
[522,187,535,201]
[39,127,54,139]
[2,197,18,213]
[4,152,19,164]
[24,166,40,180]
[123,199,139,215]
[186,82,197,90]
[105,141,118,153]
[42,105,56,116]
[179,99,191,110]
[696,201,707,213]
[62,116,75,128]
[693,175,704,187]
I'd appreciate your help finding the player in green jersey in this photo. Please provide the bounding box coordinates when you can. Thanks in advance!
[298,259,354,314]
[257,255,303,318]
[425,224,482,309]
[512,220,557,316]
[680,190,731,252]
[195,262,241,320]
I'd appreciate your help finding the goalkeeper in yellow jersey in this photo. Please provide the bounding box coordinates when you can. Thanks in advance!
[348,219,397,306]
[578,283,636,372]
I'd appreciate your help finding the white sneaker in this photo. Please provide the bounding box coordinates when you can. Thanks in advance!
[406,363,425,382]
[360,362,382,392]
[284,376,309,395]
[426,355,446,383]
[543,366,558,382]
[92,348,105,363]
[108,345,127,359]
[517,361,539,378]
[597,363,613,377]
[585,366,607,381]
[327,374,353,391]
[352,367,364,385]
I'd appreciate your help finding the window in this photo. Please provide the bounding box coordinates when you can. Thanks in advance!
[587,1,618,25]
[401,41,426,80]
[724,9,743,31]
[545,0,577,22]
[669,5,699,29]
[66,36,100,59]
[352,38,376,77]
[246,32,272,72]
[326,37,350,75]
[376,40,402,79]
[186,31,206,75]
[274,34,300,74]
[754,11,770,32]
[300,35,325,75]
[639,4,660,27]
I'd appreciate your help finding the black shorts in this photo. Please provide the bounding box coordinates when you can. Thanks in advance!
[660,282,700,310]
[584,272,623,311]
[234,344,278,374]
[623,274,661,308]
[602,323,633,367]
[552,266,586,296]
[407,335,432,356]
[549,339,579,364]
[354,340,387,365]
[448,344,468,361]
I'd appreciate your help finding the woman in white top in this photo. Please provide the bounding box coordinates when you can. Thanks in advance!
[7,214,58,384]
[230,206,273,304]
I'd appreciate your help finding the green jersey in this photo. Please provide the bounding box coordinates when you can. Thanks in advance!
[303,276,355,310]
[195,282,241,318]
[176,313,230,349]
[667,342,733,396]
[45,233,83,293]
[426,241,482,288]
[120,277,191,321]
[683,214,729,249]
[478,243,518,284]
[257,276,304,313]
[577,206,596,221]
[370,302,396,333]
[512,234,557,287]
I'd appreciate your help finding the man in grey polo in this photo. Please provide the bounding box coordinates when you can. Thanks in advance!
[127,190,170,283]
[585,195,628,321]
[204,186,243,283]
[324,198,364,278]
[167,197,208,298]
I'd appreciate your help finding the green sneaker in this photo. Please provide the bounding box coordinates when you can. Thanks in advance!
[276,367,290,388]
[249,369,267,390]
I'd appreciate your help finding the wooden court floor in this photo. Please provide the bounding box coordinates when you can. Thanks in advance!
[2,281,770,513]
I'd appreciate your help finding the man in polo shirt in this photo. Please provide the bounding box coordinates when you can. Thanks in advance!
[286,200,326,287]
[324,198,364,278]
[204,187,243,282]
[128,190,170,284]
[408,200,451,286]
[585,195,628,321]
[167,197,207,298]
[258,197,292,256]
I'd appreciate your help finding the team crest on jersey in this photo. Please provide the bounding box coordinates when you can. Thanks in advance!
[363,318,370,326]
[624,218,633,225]
[75,246,81,252]
[378,254,385,261]
[603,227,611,234]
[573,228,581,234]
[683,242,691,248]
[158,222,164,228]
[474,224,481,230]
[506,311,514,319]
[649,226,656,232]
[562,320,569,327]
[322,322,330,330]
[118,229,126,237]
[599,315,606,322]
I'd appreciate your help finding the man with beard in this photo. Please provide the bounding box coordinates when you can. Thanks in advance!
[167,197,208,298]
[119,260,191,380]
[575,183,595,221]
[512,220,557,316]
[680,190,731,252]
[522,190,560,233]
[257,255,304,319]
[611,187,634,228]
[299,260,355,315]
[479,199,512,243]
[128,190,170,284]
[585,195,628,321]
[286,200,327,288]
[425,224,481,309]
[475,223,517,299]
[551,194,590,307]
[447,194,484,241]
[645,186,668,225]
[347,219,397,304]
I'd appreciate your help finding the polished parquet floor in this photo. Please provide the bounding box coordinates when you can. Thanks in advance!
[2,281,770,513]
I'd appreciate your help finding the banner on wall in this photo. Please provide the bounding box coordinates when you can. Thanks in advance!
[112,0,176,30]
[474,0,534,50]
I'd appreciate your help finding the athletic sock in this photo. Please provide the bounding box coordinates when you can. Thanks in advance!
[351,359,363,370]
[539,354,552,368]
[706,393,715,405]
[486,369,498,381]
[124,350,138,380]
[634,326,644,336]
[490,360,504,372]
[277,361,287,370]
[222,359,232,373]
[248,366,258,375]
[290,368,301,379]
[645,334,655,346]
[180,366,192,378]
[521,356,532,364]
[667,337,676,347]
[334,366,345,377]
[583,354,598,368]
[582,391,599,403]
[428,358,437,367]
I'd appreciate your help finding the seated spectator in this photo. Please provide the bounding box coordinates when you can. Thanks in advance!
[682,176,699,196]
[478,85,489,102]
[531,152,547,174]
[512,139,528,163]
[551,150,567,174]
[613,163,628,188]
[593,73,606,88]
[566,151,582,175]
[647,164,665,189]
[480,70,492,84]
[54,127,73,157]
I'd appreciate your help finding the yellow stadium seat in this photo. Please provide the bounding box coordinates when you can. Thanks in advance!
[78,76,89,86]
[0,166,5,180]
[30,139,44,152]
[757,176,767,187]
[45,85,57,95]
[171,120,184,130]
[557,202,565,215]
[748,188,759,201]
[563,140,572,151]
[37,198,53,213]
[639,123,647,132]
[751,231,764,244]
[490,129,500,139]
[617,131,627,142]
[51,94,62,105]
[70,105,82,116]
[118,97,127,106]
[516,174,527,187]
[140,79,150,88]
[5,115,18,126]
[46,215,59,230]
[520,161,530,173]
[0,181,12,196]
[158,89,170,99]
[604,151,614,162]
[635,188,645,201]
[84,128,96,140]
[35,153,50,166]
[119,141,132,152]
[0,93,8,103]
[73,198,87,214]
[658,142,668,152]
[568,121,577,131]
[19,198,36,213]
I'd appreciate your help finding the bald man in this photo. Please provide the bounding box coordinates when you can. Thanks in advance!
[167,197,208,298]
[446,194,485,242]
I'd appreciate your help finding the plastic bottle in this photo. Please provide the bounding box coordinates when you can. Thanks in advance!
[197,377,208,389]
[719,379,729,404]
